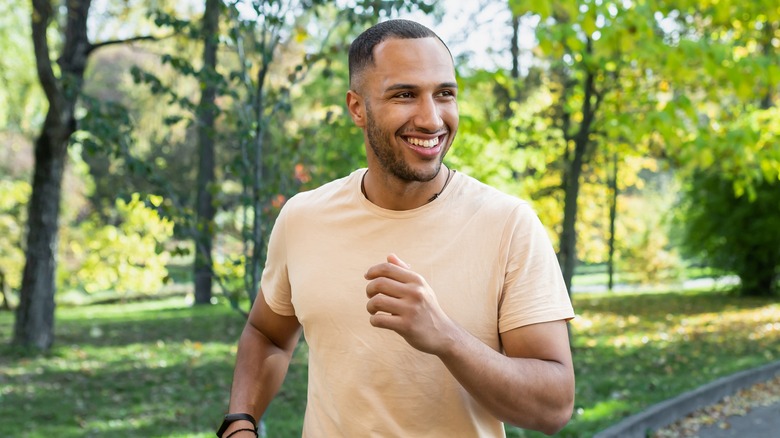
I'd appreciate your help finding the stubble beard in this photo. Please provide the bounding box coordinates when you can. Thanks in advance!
[365,104,444,183]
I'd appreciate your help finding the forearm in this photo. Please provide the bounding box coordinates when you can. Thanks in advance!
[226,324,298,427]
[437,325,574,435]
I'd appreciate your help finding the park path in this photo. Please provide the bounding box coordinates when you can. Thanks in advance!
[654,373,780,437]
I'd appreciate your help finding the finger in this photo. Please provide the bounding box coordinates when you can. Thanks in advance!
[365,276,410,299]
[364,261,416,282]
[368,311,405,332]
[387,253,411,269]
[366,293,406,315]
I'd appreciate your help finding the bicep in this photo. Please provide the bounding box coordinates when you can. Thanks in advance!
[500,320,572,367]
[246,288,301,353]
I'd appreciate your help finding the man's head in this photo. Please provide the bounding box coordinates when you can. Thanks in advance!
[348,19,452,93]
[345,20,458,187]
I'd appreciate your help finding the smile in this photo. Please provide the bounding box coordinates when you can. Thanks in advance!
[404,136,440,149]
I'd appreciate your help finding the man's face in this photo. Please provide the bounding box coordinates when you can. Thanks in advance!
[349,37,459,183]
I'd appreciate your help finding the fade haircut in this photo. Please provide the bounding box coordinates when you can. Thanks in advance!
[348,19,452,90]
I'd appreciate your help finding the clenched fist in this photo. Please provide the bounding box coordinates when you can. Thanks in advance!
[365,254,457,355]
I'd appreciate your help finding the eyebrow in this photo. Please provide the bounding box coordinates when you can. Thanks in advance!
[384,82,458,92]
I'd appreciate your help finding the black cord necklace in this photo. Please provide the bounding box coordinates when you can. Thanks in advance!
[361,168,455,204]
[426,168,454,202]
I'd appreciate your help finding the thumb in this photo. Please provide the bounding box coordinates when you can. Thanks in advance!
[387,253,411,269]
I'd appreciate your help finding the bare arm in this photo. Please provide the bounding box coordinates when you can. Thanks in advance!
[437,320,574,434]
[365,254,574,435]
[222,289,302,437]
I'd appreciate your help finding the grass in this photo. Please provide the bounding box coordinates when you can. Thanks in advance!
[1,289,778,437]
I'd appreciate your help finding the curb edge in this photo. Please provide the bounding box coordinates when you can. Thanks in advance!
[593,359,780,438]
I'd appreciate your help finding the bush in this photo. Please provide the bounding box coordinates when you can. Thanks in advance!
[58,193,174,296]
[0,180,30,306]
[675,172,780,296]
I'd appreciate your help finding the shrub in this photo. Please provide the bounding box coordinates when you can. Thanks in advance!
[59,193,174,296]
[675,172,780,296]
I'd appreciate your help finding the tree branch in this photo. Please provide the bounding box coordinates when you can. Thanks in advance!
[87,35,166,56]
[31,0,60,108]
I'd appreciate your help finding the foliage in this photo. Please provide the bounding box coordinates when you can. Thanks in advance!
[0,180,31,296]
[674,171,780,296]
[615,204,683,285]
[650,1,780,197]
[0,0,45,133]
[501,0,673,292]
[58,194,174,296]
[1,290,778,436]
[613,174,685,285]
[0,167,174,303]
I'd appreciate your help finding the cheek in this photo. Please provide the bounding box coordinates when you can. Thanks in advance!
[379,111,410,134]
[444,109,459,130]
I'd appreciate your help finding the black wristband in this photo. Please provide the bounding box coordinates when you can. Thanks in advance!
[225,428,257,438]
[216,413,257,437]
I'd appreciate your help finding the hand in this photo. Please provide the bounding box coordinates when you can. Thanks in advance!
[364,254,457,355]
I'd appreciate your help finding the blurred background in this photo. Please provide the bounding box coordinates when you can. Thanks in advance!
[1,0,778,436]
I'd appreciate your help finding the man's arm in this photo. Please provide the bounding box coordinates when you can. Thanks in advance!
[437,320,574,434]
[365,254,574,435]
[221,289,302,438]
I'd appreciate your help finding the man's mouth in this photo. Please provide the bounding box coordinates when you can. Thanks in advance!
[404,136,441,149]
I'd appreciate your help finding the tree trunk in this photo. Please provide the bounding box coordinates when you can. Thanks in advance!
[13,0,92,351]
[510,13,520,81]
[740,265,777,297]
[14,118,69,349]
[558,67,598,295]
[250,68,268,305]
[558,140,586,295]
[607,151,618,292]
[193,0,220,305]
[0,270,10,310]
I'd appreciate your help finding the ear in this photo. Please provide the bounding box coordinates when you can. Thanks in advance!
[346,90,366,128]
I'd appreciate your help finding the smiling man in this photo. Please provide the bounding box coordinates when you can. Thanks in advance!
[217,19,575,438]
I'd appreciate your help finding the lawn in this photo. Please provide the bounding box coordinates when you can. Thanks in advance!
[1,289,778,437]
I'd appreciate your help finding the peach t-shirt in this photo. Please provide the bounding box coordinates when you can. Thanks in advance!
[262,169,574,437]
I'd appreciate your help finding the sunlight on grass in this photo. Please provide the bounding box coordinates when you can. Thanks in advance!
[578,398,632,422]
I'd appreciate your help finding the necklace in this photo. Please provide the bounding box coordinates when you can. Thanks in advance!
[361,168,455,204]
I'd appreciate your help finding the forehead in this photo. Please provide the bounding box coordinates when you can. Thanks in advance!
[367,37,456,91]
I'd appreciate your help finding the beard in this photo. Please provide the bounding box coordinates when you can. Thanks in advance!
[365,103,444,183]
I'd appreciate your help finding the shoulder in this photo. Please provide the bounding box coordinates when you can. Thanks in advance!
[451,172,534,217]
[283,170,361,214]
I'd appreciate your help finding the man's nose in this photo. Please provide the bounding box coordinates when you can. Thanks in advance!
[413,95,443,131]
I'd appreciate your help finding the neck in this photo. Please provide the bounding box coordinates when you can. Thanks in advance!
[361,166,453,211]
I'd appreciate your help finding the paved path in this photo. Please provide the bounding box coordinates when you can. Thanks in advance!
[694,400,780,438]
[595,361,780,438]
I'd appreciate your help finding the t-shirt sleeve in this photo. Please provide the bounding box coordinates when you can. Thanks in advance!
[498,203,574,333]
[260,203,296,317]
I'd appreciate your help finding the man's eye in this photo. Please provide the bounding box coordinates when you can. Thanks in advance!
[395,92,413,98]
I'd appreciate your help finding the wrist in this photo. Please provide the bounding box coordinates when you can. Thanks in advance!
[433,321,468,358]
[216,413,257,438]
[221,420,256,437]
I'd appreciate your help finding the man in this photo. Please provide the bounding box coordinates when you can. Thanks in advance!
[217,19,575,438]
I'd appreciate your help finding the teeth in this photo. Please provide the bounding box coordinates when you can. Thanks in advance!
[407,137,439,148]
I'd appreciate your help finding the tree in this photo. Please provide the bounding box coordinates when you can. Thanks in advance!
[506,0,664,294]
[651,0,779,195]
[193,0,222,305]
[650,1,779,293]
[677,171,780,296]
[15,0,155,351]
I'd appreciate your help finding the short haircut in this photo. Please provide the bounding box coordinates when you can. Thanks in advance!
[348,19,452,89]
